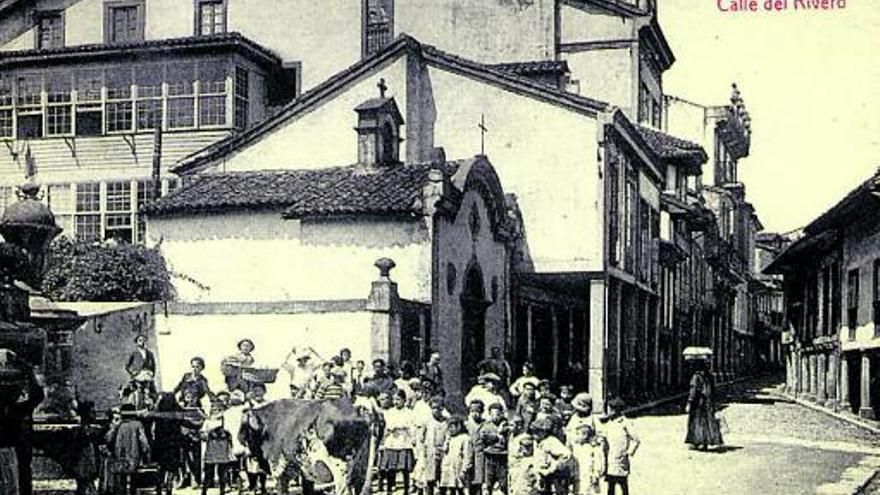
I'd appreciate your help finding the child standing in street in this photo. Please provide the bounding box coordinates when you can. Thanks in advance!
[440,416,472,495]
[599,398,639,495]
[569,424,605,495]
[201,400,233,495]
[379,389,416,495]
[419,397,450,495]
[508,434,540,495]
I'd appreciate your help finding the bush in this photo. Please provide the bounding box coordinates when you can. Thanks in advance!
[41,237,175,302]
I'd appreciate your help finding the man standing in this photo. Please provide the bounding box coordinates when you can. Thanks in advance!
[420,352,444,393]
[0,349,46,495]
[125,334,156,378]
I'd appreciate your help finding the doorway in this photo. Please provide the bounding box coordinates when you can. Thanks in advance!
[460,263,489,391]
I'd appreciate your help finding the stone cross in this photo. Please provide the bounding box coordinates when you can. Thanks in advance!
[377,78,387,98]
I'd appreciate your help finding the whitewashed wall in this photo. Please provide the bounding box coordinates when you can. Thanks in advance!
[420,63,602,273]
[149,210,432,303]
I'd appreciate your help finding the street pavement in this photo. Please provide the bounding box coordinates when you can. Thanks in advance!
[626,376,880,495]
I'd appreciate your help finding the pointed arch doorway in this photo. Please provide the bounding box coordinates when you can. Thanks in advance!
[461,261,490,391]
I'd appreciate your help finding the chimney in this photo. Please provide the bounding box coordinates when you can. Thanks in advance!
[354,79,404,170]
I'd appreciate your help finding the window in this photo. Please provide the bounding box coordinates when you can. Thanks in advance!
[136,65,163,130]
[638,83,650,125]
[16,74,43,138]
[233,67,248,129]
[168,63,195,129]
[199,62,227,126]
[625,169,638,272]
[652,96,662,129]
[75,183,101,242]
[105,1,144,44]
[75,69,103,136]
[196,0,226,36]
[832,261,841,333]
[36,12,64,49]
[608,159,620,266]
[0,76,12,138]
[105,181,131,212]
[46,72,72,135]
[847,268,859,330]
[822,266,831,336]
[106,67,133,132]
[363,0,393,57]
[873,259,880,327]
[47,184,73,234]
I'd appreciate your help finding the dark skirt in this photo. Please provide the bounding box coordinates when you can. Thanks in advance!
[685,405,723,446]
[378,448,415,472]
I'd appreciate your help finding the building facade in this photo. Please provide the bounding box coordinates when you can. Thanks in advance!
[767,171,880,420]
[0,1,297,241]
[665,88,767,380]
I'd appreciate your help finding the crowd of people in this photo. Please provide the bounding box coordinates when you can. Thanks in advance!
[97,335,649,495]
[359,357,642,495]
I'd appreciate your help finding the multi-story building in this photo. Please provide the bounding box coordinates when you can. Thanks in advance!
[753,232,790,370]
[767,171,880,420]
[0,1,298,241]
[665,87,764,379]
[0,0,770,408]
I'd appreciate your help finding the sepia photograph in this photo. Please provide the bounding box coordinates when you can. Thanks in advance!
[0,0,877,494]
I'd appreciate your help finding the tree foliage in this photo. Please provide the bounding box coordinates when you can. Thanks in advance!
[41,237,175,302]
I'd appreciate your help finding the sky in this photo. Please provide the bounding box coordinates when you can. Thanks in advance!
[658,1,880,234]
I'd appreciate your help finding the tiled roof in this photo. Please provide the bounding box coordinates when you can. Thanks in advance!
[0,33,282,69]
[633,124,707,167]
[171,35,610,175]
[143,163,446,218]
[490,60,570,76]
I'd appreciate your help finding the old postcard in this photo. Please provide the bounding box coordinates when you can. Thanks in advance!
[0,1,877,494]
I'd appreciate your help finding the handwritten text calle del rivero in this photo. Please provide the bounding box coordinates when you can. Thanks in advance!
[717,0,845,12]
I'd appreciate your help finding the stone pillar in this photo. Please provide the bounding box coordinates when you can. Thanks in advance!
[840,353,850,411]
[588,279,607,414]
[808,354,817,398]
[816,353,827,404]
[859,352,875,419]
[825,352,838,409]
[800,352,808,397]
[367,258,402,367]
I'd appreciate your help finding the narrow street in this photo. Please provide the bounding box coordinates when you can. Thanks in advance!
[627,377,880,494]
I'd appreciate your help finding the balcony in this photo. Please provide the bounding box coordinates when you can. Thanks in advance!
[715,84,751,160]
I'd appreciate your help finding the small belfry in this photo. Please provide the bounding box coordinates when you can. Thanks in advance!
[354,78,404,169]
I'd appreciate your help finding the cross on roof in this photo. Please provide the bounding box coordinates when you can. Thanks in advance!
[377,78,388,98]
[478,114,489,155]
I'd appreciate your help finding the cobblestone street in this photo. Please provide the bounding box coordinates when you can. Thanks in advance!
[627,376,880,494]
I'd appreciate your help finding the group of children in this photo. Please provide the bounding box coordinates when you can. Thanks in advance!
[368,368,641,495]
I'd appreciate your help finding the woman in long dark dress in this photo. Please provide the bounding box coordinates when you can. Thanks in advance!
[152,393,189,495]
[685,361,723,450]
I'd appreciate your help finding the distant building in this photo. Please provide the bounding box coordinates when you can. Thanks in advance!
[665,88,763,380]
[766,170,880,419]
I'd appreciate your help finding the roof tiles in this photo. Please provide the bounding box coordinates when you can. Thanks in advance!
[143,164,442,218]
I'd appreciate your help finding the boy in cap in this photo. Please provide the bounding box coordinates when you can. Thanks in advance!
[480,402,509,495]
[565,393,598,448]
[600,398,639,495]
